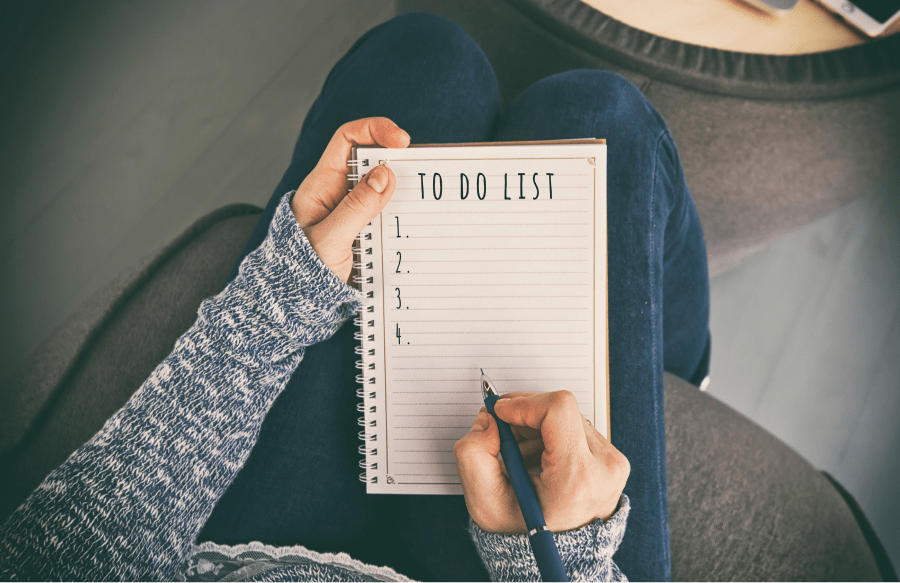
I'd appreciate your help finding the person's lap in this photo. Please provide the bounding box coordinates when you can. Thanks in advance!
[198,12,709,583]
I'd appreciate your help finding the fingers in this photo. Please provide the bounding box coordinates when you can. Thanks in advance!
[293,117,410,228]
[324,164,396,242]
[302,164,396,280]
[454,411,524,533]
[454,411,500,465]
[492,391,592,464]
[319,117,410,175]
[581,414,607,456]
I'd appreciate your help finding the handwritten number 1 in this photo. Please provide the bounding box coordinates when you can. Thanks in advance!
[395,216,400,238]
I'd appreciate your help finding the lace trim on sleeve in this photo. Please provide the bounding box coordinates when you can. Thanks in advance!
[178,540,411,582]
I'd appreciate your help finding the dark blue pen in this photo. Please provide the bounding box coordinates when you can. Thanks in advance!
[481,369,569,582]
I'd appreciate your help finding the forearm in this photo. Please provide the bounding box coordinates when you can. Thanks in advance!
[0,193,361,581]
[470,495,631,582]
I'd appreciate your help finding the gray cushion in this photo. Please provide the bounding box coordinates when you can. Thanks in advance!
[0,204,261,521]
[0,204,883,580]
[665,374,882,581]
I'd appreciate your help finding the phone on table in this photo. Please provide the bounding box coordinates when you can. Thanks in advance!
[814,0,900,36]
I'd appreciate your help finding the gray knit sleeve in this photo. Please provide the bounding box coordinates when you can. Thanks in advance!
[469,495,630,582]
[0,192,362,581]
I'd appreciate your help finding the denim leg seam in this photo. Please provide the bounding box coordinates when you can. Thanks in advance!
[649,128,672,578]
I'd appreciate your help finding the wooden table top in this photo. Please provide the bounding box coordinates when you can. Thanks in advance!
[582,0,900,54]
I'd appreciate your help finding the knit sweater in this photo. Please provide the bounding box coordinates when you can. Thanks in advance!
[0,193,630,582]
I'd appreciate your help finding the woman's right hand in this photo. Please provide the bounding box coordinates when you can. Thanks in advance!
[454,390,630,534]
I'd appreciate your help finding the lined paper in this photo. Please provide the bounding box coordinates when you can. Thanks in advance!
[356,143,607,495]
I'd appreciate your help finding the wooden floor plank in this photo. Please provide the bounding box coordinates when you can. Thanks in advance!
[833,310,900,559]
[753,192,897,470]
[709,186,900,567]
[101,0,396,278]
[707,198,855,418]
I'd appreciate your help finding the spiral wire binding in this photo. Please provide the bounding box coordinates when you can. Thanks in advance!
[350,155,380,485]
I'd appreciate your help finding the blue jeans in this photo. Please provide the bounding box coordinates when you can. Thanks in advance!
[197,13,710,582]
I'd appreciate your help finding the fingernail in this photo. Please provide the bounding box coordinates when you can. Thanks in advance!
[399,130,411,145]
[367,166,388,193]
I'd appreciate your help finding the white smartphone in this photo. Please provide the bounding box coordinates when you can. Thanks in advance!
[739,0,800,16]
[815,0,900,36]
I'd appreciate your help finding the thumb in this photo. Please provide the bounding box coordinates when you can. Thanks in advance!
[310,164,395,250]
[454,411,501,481]
[454,410,526,533]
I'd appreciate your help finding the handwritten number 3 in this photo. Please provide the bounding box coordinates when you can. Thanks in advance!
[395,287,402,309]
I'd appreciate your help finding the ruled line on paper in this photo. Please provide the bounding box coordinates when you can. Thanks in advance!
[397,223,589,226]
[399,274,588,277]
[391,392,590,396]
[389,235,589,238]
[393,366,590,369]
[387,198,591,201]
[394,320,586,323]
[398,295,588,299]
[387,156,587,161]
[390,355,590,358]
[400,332,587,335]
[388,211,589,214]
[392,185,589,189]
[388,247,588,250]
[393,307,589,310]
[395,174,590,177]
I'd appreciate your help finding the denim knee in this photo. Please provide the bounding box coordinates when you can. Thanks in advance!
[502,70,667,144]
[553,70,662,126]
[374,13,500,105]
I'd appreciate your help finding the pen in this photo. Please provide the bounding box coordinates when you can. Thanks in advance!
[480,369,569,582]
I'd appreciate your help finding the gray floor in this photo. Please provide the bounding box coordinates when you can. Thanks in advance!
[1,0,897,570]
[708,188,900,567]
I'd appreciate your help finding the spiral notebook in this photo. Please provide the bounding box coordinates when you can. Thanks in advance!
[350,140,608,495]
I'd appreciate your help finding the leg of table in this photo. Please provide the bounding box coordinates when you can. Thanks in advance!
[492,69,711,582]
[198,13,500,582]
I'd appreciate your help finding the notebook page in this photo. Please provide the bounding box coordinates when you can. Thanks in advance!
[357,143,607,495]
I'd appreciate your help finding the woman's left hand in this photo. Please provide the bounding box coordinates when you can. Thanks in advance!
[290,117,410,282]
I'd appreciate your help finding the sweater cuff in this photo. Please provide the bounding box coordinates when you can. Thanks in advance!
[209,191,363,351]
[469,495,630,582]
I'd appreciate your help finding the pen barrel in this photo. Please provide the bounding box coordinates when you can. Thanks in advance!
[530,530,569,582]
[485,395,569,582]
[485,396,546,530]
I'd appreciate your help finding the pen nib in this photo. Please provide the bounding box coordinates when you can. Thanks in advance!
[480,368,497,399]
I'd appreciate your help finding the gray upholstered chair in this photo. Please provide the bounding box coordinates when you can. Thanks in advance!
[1,205,894,581]
[398,0,900,276]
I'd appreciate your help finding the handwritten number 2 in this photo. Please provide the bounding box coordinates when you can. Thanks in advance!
[396,251,402,273]
[395,287,402,309]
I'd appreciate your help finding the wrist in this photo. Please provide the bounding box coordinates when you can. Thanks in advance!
[469,495,631,582]
[235,192,362,331]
